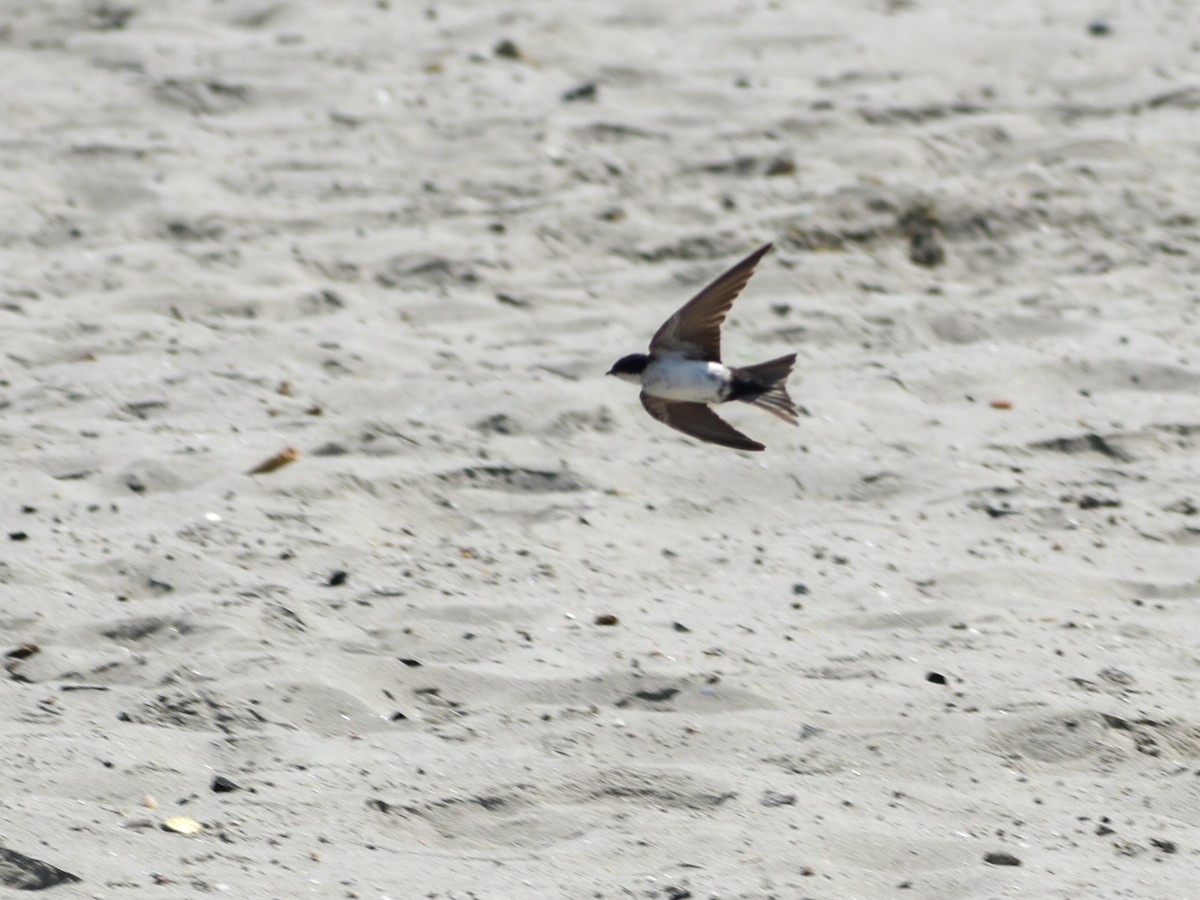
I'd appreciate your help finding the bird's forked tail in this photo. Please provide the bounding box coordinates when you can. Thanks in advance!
[731,354,799,424]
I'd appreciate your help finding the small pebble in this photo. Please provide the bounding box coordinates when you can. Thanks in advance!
[761,790,797,807]
[162,816,203,836]
[562,82,597,102]
[493,39,521,60]
[247,447,300,475]
[983,851,1021,866]
[765,156,796,177]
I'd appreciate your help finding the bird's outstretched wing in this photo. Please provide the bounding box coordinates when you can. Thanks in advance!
[640,393,764,451]
[649,243,773,361]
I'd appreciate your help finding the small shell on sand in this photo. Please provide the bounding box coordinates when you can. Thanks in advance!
[161,816,203,836]
[247,447,300,475]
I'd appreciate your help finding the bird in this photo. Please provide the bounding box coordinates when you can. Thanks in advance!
[606,242,798,451]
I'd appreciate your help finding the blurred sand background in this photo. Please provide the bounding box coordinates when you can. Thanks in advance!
[3,0,1200,896]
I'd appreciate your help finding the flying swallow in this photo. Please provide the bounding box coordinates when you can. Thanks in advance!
[607,243,798,451]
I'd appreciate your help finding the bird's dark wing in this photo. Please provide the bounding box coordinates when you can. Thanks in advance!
[649,243,772,361]
[640,393,765,451]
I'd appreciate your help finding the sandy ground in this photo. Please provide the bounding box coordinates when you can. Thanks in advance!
[4,1,1200,897]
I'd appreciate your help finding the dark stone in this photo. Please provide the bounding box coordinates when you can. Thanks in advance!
[562,82,597,102]
[493,39,521,60]
[633,688,679,703]
[983,851,1021,866]
[0,846,82,890]
[900,206,945,267]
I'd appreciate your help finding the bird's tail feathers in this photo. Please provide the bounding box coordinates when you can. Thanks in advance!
[732,354,799,425]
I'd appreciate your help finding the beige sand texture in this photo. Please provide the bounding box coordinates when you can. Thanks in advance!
[3,0,1200,896]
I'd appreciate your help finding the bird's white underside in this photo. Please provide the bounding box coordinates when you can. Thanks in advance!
[639,358,730,403]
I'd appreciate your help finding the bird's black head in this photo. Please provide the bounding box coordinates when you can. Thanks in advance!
[607,353,649,382]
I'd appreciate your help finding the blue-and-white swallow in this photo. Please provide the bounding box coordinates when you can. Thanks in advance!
[607,243,798,451]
